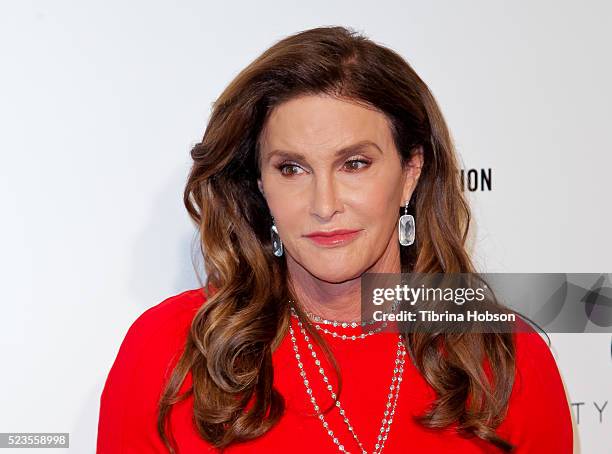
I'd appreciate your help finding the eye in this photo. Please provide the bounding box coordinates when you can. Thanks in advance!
[343,158,371,172]
[277,163,304,176]
[275,157,371,176]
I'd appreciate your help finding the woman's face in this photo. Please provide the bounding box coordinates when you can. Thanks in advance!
[257,94,422,284]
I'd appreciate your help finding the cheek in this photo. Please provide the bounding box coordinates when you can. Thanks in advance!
[352,189,399,228]
[267,195,304,234]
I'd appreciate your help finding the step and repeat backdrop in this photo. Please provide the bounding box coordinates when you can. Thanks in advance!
[1,1,610,452]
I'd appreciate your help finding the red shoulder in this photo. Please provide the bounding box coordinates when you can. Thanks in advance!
[97,287,209,453]
[125,287,208,340]
[496,318,574,452]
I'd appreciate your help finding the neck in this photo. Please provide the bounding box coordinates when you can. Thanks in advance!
[286,240,401,323]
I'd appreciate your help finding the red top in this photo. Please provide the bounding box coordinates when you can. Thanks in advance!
[97,288,573,453]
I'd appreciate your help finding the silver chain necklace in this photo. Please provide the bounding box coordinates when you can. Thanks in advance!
[288,316,406,454]
[288,300,400,341]
[290,307,385,340]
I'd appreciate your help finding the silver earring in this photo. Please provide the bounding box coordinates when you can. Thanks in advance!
[271,216,284,257]
[398,199,415,246]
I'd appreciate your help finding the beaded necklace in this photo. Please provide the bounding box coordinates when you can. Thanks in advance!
[288,302,406,453]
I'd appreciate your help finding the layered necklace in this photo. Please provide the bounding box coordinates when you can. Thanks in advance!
[288,303,406,454]
[288,299,401,341]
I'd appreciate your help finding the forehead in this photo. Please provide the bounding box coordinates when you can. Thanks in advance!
[259,94,394,156]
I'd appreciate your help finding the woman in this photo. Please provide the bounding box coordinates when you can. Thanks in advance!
[97,26,573,453]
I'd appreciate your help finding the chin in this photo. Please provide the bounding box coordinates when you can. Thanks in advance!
[309,263,364,284]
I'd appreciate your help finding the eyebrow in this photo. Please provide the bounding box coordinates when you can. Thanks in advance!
[264,140,383,162]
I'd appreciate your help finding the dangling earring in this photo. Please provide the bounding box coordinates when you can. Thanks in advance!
[398,199,415,246]
[270,216,284,257]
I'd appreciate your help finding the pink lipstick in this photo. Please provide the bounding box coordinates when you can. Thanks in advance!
[304,229,363,247]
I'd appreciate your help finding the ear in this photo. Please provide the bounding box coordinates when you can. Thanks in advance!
[401,145,424,204]
[257,178,265,197]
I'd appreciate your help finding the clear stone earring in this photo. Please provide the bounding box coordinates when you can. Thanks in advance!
[398,199,415,246]
[270,216,284,257]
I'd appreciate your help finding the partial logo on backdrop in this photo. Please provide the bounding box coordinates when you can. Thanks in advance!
[460,167,492,192]
[571,400,608,425]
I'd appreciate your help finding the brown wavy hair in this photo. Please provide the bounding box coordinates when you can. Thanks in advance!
[158,25,517,452]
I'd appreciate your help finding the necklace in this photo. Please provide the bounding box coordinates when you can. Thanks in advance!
[288,316,406,454]
[288,300,401,341]
[290,307,384,340]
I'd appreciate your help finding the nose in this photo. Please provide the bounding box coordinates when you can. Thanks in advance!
[309,173,343,221]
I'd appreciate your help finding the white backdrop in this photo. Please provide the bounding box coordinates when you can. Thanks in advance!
[1,1,610,452]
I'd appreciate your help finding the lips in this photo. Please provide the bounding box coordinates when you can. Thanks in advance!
[305,229,361,237]
[304,229,363,247]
